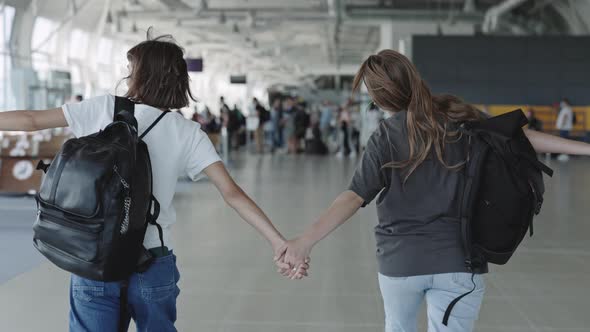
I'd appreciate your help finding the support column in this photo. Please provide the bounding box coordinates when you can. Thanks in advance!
[85,0,112,96]
[379,20,394,51]
[9,2,35,68]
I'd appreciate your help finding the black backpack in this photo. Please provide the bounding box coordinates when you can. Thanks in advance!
[33,97,168,328]
[443,110,553,325]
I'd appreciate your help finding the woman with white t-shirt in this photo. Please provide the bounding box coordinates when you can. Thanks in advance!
[556,98,574,162]
[0,33,303,331]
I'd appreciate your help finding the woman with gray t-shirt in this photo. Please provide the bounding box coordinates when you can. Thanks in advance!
[275,50,590,332]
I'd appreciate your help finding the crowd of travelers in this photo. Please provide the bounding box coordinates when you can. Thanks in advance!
[192,95,384,158]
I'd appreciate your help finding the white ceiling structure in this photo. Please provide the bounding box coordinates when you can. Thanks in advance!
[5,0,590,88]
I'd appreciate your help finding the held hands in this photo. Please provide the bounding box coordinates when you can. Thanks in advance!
[273,236,313,280]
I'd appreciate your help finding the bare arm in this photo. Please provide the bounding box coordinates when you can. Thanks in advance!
[0,108,67,132]
[524,129,590,155]
[203,161,286,250]
[277,190,364,278]
[299,190,364,247]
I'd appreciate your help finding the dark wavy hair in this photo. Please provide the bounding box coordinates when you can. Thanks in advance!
[122,28,197,109]
[353,49,484,181]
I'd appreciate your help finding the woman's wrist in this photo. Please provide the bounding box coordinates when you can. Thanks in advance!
[299,232,318,249]
[270,234,286,250]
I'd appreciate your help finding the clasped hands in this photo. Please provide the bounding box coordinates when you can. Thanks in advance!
[273,236,314,280]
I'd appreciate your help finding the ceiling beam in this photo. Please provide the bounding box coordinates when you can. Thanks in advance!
[345,5,484,22]
[482,0,528,33]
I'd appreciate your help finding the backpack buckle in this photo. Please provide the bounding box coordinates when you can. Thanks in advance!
[464,259,473,271]
[36,160,50,173]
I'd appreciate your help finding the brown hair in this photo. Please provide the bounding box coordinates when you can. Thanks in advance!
[352,49,484,181]
[123,29,196,109]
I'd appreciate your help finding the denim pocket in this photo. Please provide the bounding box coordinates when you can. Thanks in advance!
[138,254,179,303]
[71,276,105,303]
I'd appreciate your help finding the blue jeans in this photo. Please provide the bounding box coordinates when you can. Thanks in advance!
[378,273,485,332]
[69,254,180,332]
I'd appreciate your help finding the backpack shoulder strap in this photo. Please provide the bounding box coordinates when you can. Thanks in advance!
[114,96,138,130]
[140,111,170,139]
[466,109,528,138]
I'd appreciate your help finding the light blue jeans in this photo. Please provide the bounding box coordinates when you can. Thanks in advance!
[378,272,485,332]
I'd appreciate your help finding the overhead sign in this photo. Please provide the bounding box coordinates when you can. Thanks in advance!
[230,75,247,84]
[186,58,203,72]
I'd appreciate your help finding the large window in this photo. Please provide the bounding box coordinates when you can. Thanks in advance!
[97,37,113,65]
[0,5,15,110]
[0,5,15,52]
[31,16,58,73]
[69,29,89,60]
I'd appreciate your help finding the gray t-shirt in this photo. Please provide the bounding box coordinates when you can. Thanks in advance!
[349,111,487,277]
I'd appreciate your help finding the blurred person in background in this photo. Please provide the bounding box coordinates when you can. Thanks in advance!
[203,108,220,132]
[202,108,221,149]
[294,101,310,154]
[191,107,204,125]
[233,104,247,148]
[222,103,238,151]
[556,98,574,162]
[253,98,270,154]
[283,97,297,154]
[337,105,351,158]
[270,98,284,152]
[527,108,542,132]
[219,96,229,114]
[319,100,334,146]
[305,116,329,156]
[349,102,361,158]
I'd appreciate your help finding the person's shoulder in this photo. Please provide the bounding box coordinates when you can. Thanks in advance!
[173,112,205,133]
[64,94,113,106]
[380,111,406,134]
[367,112,405,149]
[92,94,115,105]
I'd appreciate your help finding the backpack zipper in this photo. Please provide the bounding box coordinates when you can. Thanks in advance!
[113,165,130,189]
[113,165,131,235]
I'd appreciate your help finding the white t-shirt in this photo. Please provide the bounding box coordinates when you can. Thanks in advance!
[62,95,221,250]
[556,105,574,131]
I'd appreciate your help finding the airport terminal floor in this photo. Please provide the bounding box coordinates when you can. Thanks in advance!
[1,152,589,331]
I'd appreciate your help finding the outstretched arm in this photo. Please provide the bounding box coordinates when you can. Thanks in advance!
[298,190,364,247]
[524,129,590,155]
[0,108,67,132]
[203,162,287,255]
[277,190,364,279]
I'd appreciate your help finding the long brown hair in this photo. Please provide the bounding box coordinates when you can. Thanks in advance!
[352,49,483,181]
[124,29,196,109]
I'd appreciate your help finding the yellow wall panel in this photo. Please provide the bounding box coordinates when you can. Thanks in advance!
[477,104,590,134]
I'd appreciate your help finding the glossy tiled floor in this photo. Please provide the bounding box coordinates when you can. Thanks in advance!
[1,153,589,331]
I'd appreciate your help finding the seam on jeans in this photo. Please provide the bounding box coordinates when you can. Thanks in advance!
[72,286,104,302]
[72,285,103,292]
